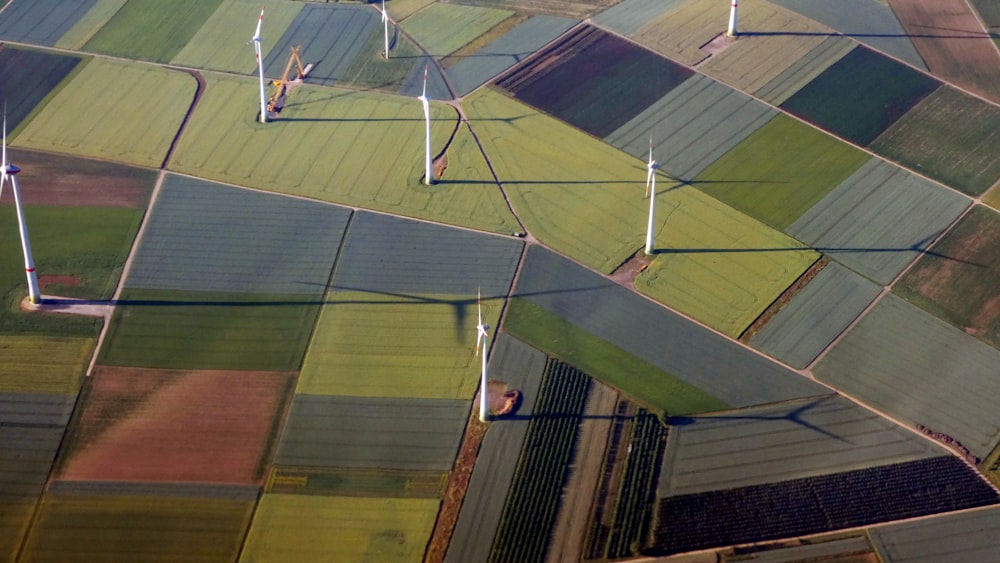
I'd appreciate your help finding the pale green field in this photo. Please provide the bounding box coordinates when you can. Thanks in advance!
[634,0,727,65]
[170,74,520,234]
[401,3,514,57]
[12,58,196,168]
[296,291,502,399]
[389,0,437,21]
[54,0,129,50]
[171,0,303,74]
[0,335,95,395]
[985,185,1000,211]
[240,494,439,563]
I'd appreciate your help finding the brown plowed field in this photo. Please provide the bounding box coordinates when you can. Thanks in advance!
[56,366,295,484]
[889,0,1000,102]
[5,148,155,208]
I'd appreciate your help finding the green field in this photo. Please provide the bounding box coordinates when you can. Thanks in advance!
[83,0,224,63]
[0,335,94,394]
[504,298,729,414]
[98,288,320,371]
[240,494,439,563]
[754,37,857,105]
[170,75,520,234]
[402,3,513,57]
[54,0,129,50]
[12,58,195,168]
[296,291,502,399]
[693,114,869,230]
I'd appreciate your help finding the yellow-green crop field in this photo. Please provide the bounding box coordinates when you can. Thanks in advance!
[402,3,514,57]
[54,0,130,50]
[0,335,95,395]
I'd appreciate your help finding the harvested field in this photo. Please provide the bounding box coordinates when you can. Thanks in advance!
[0,336,94,394]
[895,205,1000,349]
[56,367,294,484]
[54,0,129,51]
[788,158,971,285]
[496,25,694,138]
[297,291,501,399]
[658,396,945,497]
[780,46,940,145]
[83,0,223,63]
[755,37,857,105]
[125,175,350,295]
[815,294,1000,459]
[749,262,881,369]
[7,149,155,208]
[889,0,1000,102]
[21,493,254,562]
[605,74,777,179]
[693,114,869,230]
[242,494,439,562]
[98,288,320,372]
[275,395,467,471]
[0,47,82,133]
[632,0,730,66]
[402,3,513,57]
[592,0,687,37]
[872,89,1000,196]
[0,0,96,46]
[650,456,998,556]
[12,58,195,168]
[870,505,1000,562]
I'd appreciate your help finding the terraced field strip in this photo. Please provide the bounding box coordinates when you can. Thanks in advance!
[592,0,687,36]
[98,288,321,372]
[650,456,998,556]
[12,58,195,168]
[605,74,777,180]
[495,24,694,138]
[780,46,940,146]
[125,175,351,295]
[83,0,223,63]
[21,493,255,562]
[54,0,129,50]
[871,86,1000,196]
[658,396,945,498]
[56,367,294,484]
[0,47,82,133]
[754,36,857,106]
[275,395,468,471]
[815,294,1000,459]
[268,467,447,498]
[749,262,881,369]
[788,158,971,285]
[632,0,729,66]
[0,336,94,394]
[446,15,578,97]
[512,246,827,410]
[895,205,1000,350]
[693,113,869,231]
[870,505,1000,561]
[402,3,513,57]
[170,76,520,234]
[241,494,439,562]
[0,0,96,46]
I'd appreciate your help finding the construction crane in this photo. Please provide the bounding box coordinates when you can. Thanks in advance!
[267,45,314,114]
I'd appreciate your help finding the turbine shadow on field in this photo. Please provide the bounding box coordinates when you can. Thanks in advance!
[668,396,848,442]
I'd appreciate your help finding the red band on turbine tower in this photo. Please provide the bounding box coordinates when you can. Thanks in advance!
[25,267,34,273]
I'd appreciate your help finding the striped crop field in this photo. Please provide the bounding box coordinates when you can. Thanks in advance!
[8,148,157,209]
[754,37,857,106]
[593,0,687,37]
[83,0,224,63]
[266,467,447,499]
[0,500,35,561]
[12,58,195,168]
[54,0,129,51]
[169,75,520,234]
[241,494,439,563]
[870,506,1000,562]
[871,86,1000,196]
[632,0,730,66]
[693,114,869,230]
[402,3,514,57]
[0,47,83,133]
[0,0,97,46]
[0,336,95,395]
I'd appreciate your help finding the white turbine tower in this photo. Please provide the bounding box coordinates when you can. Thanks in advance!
[381,0,389,60]
[475,288,490,422]
[727,0,738,37]
[1,113,41,304]
[250,6,268,123]
[418,65,434,185]
[645,138,658,255]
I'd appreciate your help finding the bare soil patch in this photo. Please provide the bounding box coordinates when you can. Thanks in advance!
[5,148,155,208]
[38,275,81,289]
[610,250,653,288]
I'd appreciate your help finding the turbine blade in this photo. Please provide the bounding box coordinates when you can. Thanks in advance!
[645,167,653,197]
[477,287,483,327]
[648,137,653,166]
[254,6,264,39]
[2,104,7,169]
[381,0,387,21]
[422,64,428,99]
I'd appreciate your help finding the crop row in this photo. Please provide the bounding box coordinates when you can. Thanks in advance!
[488,359,590,563]
[648,456,999,555]
[605,409,667,558]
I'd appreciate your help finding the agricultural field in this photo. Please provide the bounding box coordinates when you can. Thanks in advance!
[970,0,1000,27]
[125,175,351,296]
[12,58,195,168]
[986,185,1000,211]
[495,25,694,138]
[7,148,156,208]
[780,46,941,146]
[1,500,35,561]
[275,395,467,471]
[692,114,869,230]
[0,0,97,46]
[0,47,82,133]
[592,0,687,37]
[815,294,1000,460]
[263,5,373,86]
[448,0,617,19]
[788,158,971,285]
[870,505,1000,561]
[895,205,1000,349]
[241,494,439,563]
[386,0,436,21]
[0,336,94,394]
[53,0,129,51]
[402,3,513,58]
[631,0,732,66]
[266,467,446,499]
[55,367,295,484]
[749,262,881,369]
[83,0,223,63]
[871,85,1000,196]
[754,36,857,105]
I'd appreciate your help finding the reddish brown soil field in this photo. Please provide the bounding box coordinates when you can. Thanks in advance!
[889,0,1000,102]
[4,148,156,208]
[56,366,295,484]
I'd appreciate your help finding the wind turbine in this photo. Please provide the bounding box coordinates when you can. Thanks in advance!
[250,6,267,123]
[727,0,738,37]
[475,288,490,422]
[418,64,433,185]
[645,138,658,255]
[381,0,389,60]
[1,111,41,304]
